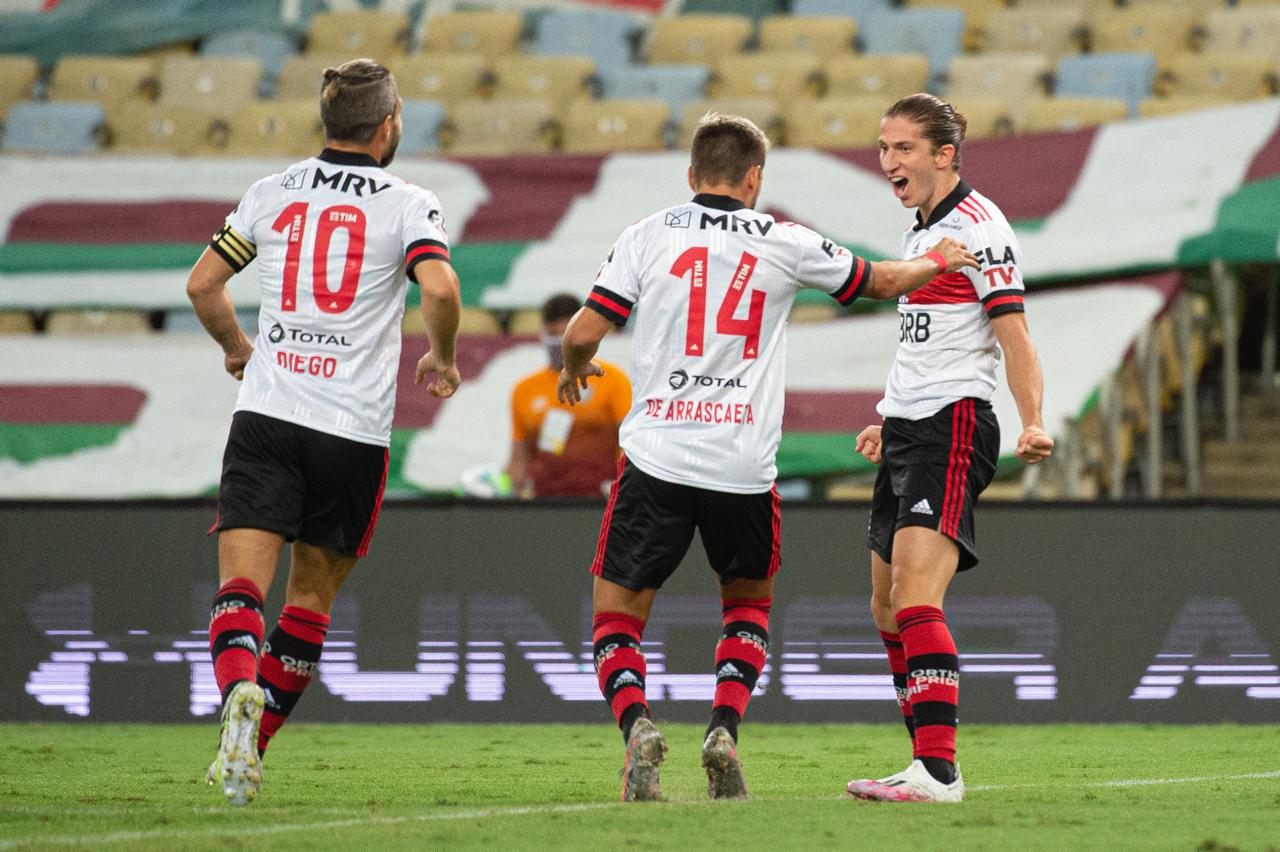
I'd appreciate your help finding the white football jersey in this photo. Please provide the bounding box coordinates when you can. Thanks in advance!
[210,148,450,446]
[589,193,871,493]
[878,181,1026,421]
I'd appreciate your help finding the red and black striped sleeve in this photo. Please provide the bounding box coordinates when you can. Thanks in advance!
[982,288,1025,318]
[209,222,256,273]
[405,238,451,280]
[586,285,633,327]
[831,254,872,306]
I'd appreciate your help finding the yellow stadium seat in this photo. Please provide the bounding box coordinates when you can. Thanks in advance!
[0,55,38,121]
[394,54,490,104]
[679,97,782,147]
[507,308,544,336]
[946,96,1015,140]
[981,8,1086,61]
[159,57,261,115]
[1091,7,1197,69]
[275,54,349,99]
[442,97,557,156]
[824,54,929,100]
[106,103,214,155]
[49,56,157,111]
[946,54,1051,124]
[646,15,753,65]
[1138,95,1233,119]
[1163,51,1274,101]
[1014,0,1116,15]
[220,100,325,157]
[1203,7,1280,57]
[758,16,857,59]
[907,0,990,52]
[45,310,152,335]
[307,10,410,58]
[785,95,885,149]
[491,55,596,113]
[562,99,670,154]
[0,311,36,334]
[405,306,503,336]
[713,51,822,101]
[1023,97,1128,133]
[421,12,524,59]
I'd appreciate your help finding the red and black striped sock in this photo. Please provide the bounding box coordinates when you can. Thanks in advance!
[708,597,771,743]
[880,629,915,743]
[897,605,959,778]
[592,611,649,744]
[208,577,264,703]
[256,605,328,755]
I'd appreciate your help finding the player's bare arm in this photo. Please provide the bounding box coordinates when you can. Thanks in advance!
[855,424,883,464]
[186,247,254,381]
[991,312,1053,464]
[413,260,462,398]
[558,307,611,405]
[862,237,979,300]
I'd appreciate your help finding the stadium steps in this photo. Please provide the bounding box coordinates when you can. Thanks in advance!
[1200,391,1280,499]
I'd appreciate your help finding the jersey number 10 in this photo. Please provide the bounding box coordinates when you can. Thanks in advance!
[670,247,765,360]
[271,202,367,314]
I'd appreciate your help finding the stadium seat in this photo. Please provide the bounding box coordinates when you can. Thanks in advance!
[45,310,152,335]
[405,306,502,336]
[682,0,784,19]
[907,0,991,53]
[646,15,753,65]
[1023,97,1128,133]
[791,0,892,19]
[398,99,447,156]
[0,55,37,121]
[561,99,670,154]
[220,100,325,158]
[2,101,104,154]
[394,54,490,105]
[823,54,928,101]
[784,95,885,148]
[600,64,710,115]
[1138,95,1232,119]
[857,8,966,89]
[945,54,1052,122]
[1090,7,1198,70]
[0,311,35,335]
[712,52,822,101]
[165,308,258,335]
[106,103,214,155]
[980,8,1086,62]
[274,54,348,99]
[442,97,556,156]
[200,30,298,92]
[158,57,261,115]
[491,55,596,113]
[1014,0,1117,15]
[679,97,782,147]
[49,57,157,112]
[1055,53,1156,117]
[421,11,524,59]
[1202,7,1280,58]
[306,10,410,59]
[758,16,857,59]
[945,96,1015,140]
[1163,52,1275,102]
[532,8,640,76]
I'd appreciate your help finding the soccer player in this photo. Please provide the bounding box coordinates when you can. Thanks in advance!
[557,113,979,802]
[185,59,461,806]
[506,293,631,498]
[844,94,1054,804]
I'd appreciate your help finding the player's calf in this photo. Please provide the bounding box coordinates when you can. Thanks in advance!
[256,605,329,755]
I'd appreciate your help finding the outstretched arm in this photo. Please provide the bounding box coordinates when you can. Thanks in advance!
[186,248,253,381]
[991,312,1053,464]
[862,237,979,300]
[558,307,613,405]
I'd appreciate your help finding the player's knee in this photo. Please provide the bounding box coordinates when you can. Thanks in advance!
[870,594,896,632]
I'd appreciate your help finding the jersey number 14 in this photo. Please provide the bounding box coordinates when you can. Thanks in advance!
[271,202,367,314]
[670,247,764,360]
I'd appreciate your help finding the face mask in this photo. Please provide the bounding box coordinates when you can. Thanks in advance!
[542,334,564,370]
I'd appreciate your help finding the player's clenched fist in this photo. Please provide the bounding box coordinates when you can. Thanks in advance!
[926,237,980,273]
[1015,425,1054,464]
[415,350,461,398]
[855,424,883,464]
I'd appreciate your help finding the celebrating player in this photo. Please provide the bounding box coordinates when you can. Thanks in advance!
[186,59,461,805]
[845,94,1054,804]
[558,113,978,802]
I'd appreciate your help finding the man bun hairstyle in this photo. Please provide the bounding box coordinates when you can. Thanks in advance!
[884,93,968,171]
[320,58,398,144]
[690,112,770,188]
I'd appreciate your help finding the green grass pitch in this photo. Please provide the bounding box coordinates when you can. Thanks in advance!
[2,723,1278,850]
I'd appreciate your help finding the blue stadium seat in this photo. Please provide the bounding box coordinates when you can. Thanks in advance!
[166,309,259,336]
[791,0,892,21]
[682,0,785,19]
[398,99,447,156]
[2,101,104,154]
[1055,52,1157,117]
[532,8,639,76]
[600,65,710,115]
[200,29,298,95]
[859,8,965,90]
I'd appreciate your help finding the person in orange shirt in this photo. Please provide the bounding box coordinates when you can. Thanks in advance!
[507,294,631,498]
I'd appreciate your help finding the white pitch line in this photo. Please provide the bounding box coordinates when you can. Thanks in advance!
[967,769,1280,792]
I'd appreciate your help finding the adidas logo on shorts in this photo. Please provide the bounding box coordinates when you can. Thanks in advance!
[910,498,933,516]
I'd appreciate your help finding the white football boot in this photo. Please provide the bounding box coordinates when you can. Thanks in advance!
[206,681,265,806]
[845,759,964,803]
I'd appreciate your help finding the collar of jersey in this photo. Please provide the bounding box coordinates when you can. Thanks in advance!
[691,193,745,212]
[318,147,380,168]
[913,179,973,231]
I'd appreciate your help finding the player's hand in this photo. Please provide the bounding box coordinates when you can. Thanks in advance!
[557,362,604,405]
[415,350,461,398]
[225,344,253,381]
[926,237,979,273]
[855,424,883,464]
[1016,425,1054,464]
